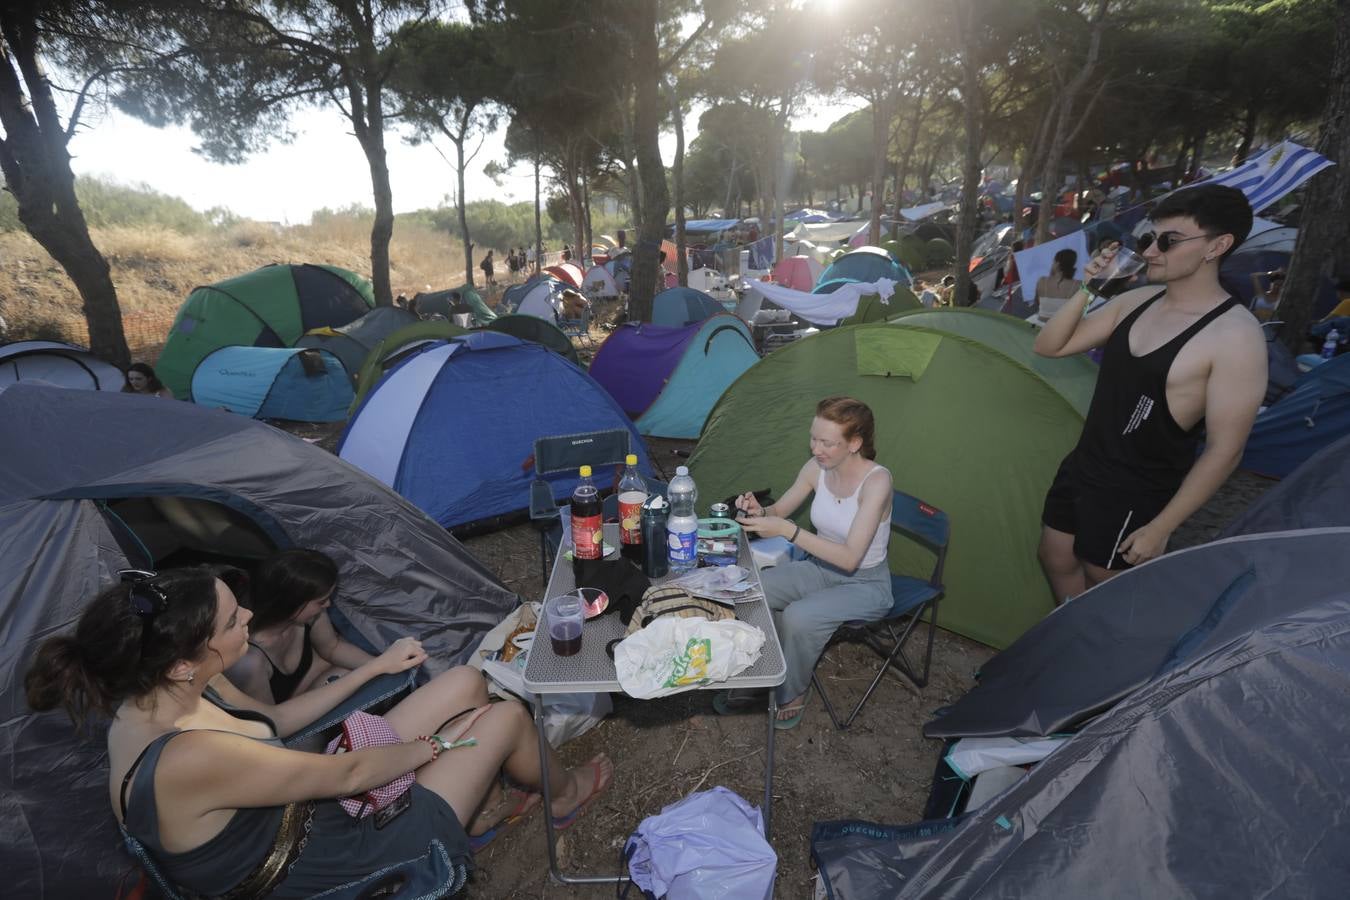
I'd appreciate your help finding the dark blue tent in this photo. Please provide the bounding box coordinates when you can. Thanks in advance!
[650,287,725,327]
[338,332,652,531]
[1240,353,1350,477]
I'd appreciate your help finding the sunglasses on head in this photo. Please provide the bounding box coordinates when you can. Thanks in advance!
[120,569,169,619]
[1137,230,1217,253]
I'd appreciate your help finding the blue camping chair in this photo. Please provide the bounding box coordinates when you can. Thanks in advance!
[810,489,949,730]
[120,826,468,900]
[529,428,636,584]
[558,303,594,346]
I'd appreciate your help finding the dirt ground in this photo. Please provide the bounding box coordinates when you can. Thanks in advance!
[283,410,1275,899]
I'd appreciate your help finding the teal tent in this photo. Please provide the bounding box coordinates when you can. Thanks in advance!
[191,346,354,422]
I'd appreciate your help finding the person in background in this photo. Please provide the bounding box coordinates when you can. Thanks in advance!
[913,278,939,308]
[479,250,495,287]
[123,362,175,399]
[1033,249,1082,322]
[525,245,537,274]
[938,274,957,307]
[25,565,613,897]
[1248,269,1284,321]
[718,397,894,730]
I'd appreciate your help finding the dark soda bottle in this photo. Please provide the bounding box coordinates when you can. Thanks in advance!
[570,465,603,561]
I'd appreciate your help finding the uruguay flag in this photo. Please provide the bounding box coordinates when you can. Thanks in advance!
[1184,140,1334,212]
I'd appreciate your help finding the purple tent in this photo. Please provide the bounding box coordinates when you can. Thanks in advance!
[590,322,695,416]
[588,316,760,439]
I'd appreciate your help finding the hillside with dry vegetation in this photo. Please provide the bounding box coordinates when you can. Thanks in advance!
[0,216,471,363]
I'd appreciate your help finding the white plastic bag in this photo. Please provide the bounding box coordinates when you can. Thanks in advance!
[472,602,612,745]
[614,616,764,699]
[944,735,1068,780]
[625,786,776,900]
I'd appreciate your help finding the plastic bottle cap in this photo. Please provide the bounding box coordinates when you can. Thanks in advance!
[676,466,689,476]
[625,454,637,465]
[579,465,592,477]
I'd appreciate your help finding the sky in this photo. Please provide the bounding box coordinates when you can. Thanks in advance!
[67,95,864,224]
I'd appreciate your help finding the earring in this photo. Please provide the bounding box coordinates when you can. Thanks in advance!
[187,672,195,684]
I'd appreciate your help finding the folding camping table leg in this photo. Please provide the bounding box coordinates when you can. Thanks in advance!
[763,692,778,838]
[533,700,628,886]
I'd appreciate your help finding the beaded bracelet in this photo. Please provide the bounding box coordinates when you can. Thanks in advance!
[415,735,442,761]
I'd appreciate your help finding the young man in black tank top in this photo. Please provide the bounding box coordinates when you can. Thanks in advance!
[1033,184,1267,601]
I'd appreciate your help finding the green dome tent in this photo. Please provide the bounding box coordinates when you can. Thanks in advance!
[887,308,1099,415]
[157,264,375,397]
[688,321,1085,649]
[483,314,581,366]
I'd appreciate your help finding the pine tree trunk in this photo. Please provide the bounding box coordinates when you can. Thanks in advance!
[0,11,128,367]
[1281,0,1350,353]
[954,0,983,308]
[667,77,689,287]
[626,0,668,323]
[869,97,888,246]
[455,134,473,287]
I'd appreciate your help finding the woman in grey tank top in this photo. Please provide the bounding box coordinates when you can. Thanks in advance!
[25,566,612,897]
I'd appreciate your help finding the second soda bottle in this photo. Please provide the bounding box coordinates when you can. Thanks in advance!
[570,465,603,560]
[617,454,648,564]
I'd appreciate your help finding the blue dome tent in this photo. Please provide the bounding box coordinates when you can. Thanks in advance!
[190,345,354,422]
[338,332,652,531]
[1240,353,1350,478]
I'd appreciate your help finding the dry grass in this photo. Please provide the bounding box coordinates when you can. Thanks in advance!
[0,219,477,361]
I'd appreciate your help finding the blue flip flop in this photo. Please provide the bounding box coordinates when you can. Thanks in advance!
[468,788,540,854]
[773,704,807,731]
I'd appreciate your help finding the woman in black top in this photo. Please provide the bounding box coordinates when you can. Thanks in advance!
[227,549,371,703]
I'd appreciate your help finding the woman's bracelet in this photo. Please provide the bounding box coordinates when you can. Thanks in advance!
[789,524,801,543]
[415,734,446,761]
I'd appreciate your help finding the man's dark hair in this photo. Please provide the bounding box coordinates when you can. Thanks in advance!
[1150,184,1253,261]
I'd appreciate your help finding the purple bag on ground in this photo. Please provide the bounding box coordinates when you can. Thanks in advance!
[623,786,776,900]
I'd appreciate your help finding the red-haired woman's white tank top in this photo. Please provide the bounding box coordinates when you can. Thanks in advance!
[810,465,891,569]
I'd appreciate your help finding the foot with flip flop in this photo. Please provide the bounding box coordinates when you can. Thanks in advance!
[713,689,808,730]
[466,754,614,853]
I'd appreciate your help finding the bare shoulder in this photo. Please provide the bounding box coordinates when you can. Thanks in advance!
[1207,304,1267,360]
[798,458,820,482]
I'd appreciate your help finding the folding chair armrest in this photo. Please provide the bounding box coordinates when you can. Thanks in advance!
[283,670,416,748]
[529,478,561,521]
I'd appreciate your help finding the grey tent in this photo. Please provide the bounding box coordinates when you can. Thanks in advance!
[813,529,1350,898]
[294,304,418,381]
[1221,433,1350,537]
[0,384,519,897]
[0,339,125,390]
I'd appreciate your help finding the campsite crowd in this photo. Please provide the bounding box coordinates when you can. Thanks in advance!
[12,171,1350,897]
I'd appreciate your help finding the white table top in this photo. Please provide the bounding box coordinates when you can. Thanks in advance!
[523,527,787,695]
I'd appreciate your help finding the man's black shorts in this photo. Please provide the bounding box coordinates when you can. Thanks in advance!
[1041,456,1172,570]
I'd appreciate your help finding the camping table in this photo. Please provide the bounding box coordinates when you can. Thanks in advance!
[522,524,787,886]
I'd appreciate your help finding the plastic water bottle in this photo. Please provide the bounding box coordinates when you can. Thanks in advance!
[1322,328,1340,360]
[666,466,699,573]
[617,454,648,564]
[570,466,603,561]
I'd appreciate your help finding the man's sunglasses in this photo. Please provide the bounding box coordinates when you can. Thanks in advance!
[1137,231,1216,253]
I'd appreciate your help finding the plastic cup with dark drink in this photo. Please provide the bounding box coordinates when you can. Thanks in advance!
[546,593,585,657]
